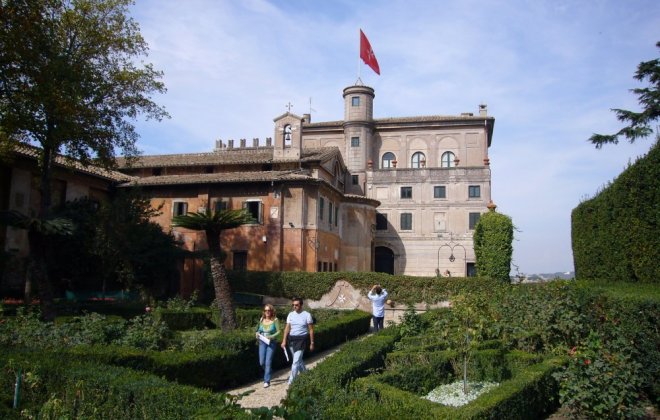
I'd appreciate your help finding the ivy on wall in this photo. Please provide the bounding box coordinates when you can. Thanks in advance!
[473,209,514,283]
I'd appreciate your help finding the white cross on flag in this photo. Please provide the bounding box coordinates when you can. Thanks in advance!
[360,29,380,75]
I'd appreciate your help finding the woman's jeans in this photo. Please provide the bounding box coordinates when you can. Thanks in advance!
[259,340,277,383]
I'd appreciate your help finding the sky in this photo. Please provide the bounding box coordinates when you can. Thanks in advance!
[128,0,659,275]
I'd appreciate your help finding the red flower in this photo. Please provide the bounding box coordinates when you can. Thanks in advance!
[584,359,591,365]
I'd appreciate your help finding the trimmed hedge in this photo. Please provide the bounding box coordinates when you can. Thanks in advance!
[0,349,250,419]
[572,139,660,283]
[474,209,514,282]
[345,357,564,419]
[228,271,501,305]
[64,309,371,391]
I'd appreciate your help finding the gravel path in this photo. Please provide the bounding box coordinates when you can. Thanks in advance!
[227,346,341,410]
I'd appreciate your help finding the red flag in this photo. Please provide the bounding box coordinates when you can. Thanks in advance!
[360,29,380,75]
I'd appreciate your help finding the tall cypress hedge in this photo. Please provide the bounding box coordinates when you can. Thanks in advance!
[572,139,660,282]
[473,208,514,282]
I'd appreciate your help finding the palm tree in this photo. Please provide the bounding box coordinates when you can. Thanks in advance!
[172,209,254,331]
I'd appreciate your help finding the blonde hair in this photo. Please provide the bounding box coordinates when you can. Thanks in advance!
[263,304,277,319]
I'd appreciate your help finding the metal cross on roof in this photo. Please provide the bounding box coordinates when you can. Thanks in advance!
[286,102,293,112]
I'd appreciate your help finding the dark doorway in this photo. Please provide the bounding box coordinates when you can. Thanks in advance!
[374,246,395,274]
[467,262,477,277]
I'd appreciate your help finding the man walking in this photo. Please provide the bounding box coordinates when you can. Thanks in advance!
[367,284,388,331]
[281,297,315,385]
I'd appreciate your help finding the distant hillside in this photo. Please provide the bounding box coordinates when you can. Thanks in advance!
[517,271,575,283]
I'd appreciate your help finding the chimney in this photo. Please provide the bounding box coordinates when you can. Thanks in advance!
[303,113,311,123]
[479,103,487,116]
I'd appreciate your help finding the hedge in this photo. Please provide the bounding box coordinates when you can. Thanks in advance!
[64,309,371,391]
[571,139,660,283]
[335,357,564,419]
[228,271,501,305]
[0,349,250,419]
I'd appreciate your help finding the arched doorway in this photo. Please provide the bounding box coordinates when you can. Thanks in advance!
[374,246,395,274]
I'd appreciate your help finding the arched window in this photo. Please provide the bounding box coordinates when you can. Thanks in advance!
[441,151,455,168]
[381,152,396,168]
[284,124,292,147]
[411,152,426,168]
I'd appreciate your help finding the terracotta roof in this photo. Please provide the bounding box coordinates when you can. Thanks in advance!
[117,170,316,187]
[9,144,133,182]
[118,147,342,169]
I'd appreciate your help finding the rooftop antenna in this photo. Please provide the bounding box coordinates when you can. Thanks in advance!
[309,97,316,115]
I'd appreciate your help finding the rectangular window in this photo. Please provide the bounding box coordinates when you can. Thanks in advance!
[243,201,263,223]
[173,201,188,216]
[352,96,360,106]
[352,175,359,185]
[317,261,322,272]
[400,186,412,199]
[322,262,328,272]
[329,202,333,225]
[351,137,360,147]
[469,212,481,230]
[214,200,228,213]
[469,185,481,198]
[233,251,247,271]
[376,213,388,230]
[319,197,325,221]
[334,206,339,227]
[400,213,413,230]
[434,186,446,199]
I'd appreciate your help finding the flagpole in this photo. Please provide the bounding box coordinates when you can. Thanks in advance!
[357,29,361,84]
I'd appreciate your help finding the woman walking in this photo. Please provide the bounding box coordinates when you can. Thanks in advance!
[256,304,281,388]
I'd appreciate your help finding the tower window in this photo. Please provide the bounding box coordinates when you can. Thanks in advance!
[469,212,481,230]
[382,152,396,168]
[411,152,426,168]
[284,124,292,147]
[352,96,360,106]
[434,186,446,199]
[351,137,360,147]
[400,213,413,230]
[441,152,456,168]
[469,185,481,198]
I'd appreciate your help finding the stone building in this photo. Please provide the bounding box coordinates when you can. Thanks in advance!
[119,83,494,281]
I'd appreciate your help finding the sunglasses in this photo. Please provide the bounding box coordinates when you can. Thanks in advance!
[263,309,272,312]
[292,303,301,307]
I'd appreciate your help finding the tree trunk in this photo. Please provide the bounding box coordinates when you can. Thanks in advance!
[33,145,56,321]
[209,254,237,330]
[28,231,55,321]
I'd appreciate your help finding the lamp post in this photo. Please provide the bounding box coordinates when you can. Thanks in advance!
[437,240,467,276]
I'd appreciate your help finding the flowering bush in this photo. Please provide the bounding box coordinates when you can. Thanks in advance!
[554,330,645,419]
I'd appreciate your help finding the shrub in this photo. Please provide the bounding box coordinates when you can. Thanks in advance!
[554,330,645,418]
[473,208,514,282]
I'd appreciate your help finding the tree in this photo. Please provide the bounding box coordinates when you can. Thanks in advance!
[589,42,659,148]
[172,209,254,331]
[0,0,167,320]
[473,205,514,282]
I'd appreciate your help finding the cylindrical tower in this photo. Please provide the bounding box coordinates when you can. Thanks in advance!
[342,85,375,195]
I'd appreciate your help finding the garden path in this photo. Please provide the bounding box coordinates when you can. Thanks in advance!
[227,345,342,410]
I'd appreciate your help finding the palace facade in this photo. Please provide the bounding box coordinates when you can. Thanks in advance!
[118,84,494,282]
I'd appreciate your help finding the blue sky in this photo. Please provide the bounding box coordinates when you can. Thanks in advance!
[129,0,659,275]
